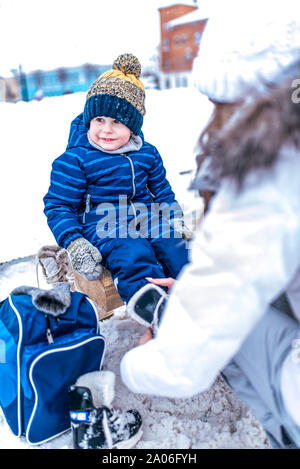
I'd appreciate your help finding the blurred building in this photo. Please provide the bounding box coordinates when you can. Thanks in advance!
[23,63,111,101]
[0,59,160,103]
[0,76,20,102]
[158,2,207,89]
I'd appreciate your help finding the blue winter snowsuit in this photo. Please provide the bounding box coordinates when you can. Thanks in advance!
[44,114,189,302]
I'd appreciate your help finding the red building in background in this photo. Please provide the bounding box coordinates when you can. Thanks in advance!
[158,2,207,88]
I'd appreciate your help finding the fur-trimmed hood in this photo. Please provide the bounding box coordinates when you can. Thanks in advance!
[193,64,300,190]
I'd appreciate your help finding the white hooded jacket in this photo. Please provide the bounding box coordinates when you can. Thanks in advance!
[120,144,300,423]
[121,2,300,427]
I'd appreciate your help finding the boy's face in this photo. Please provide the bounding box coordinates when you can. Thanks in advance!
[89,116,131,151]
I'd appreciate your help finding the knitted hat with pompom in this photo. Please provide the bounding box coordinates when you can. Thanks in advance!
[83,53,145,135]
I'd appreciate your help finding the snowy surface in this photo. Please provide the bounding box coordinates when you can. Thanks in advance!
[0,88,271,449]
[0,258,271,450]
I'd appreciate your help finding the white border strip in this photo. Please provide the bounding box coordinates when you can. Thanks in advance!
[86,297,101,332]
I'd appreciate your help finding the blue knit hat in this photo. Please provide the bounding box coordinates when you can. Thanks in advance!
[83,54,146,135]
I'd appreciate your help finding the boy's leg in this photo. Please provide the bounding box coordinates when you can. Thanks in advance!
[222,306,300,448]
[150,233,190,279]
[100,237,166,303]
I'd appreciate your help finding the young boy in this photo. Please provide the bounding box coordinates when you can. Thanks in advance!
[43,54,189,303]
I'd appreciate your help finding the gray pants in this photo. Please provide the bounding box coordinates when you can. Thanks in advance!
[222,298,300,448]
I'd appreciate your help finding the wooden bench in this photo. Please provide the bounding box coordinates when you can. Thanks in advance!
[72,267,124,320]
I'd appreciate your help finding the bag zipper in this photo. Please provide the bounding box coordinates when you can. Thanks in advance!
[45,315,54,344]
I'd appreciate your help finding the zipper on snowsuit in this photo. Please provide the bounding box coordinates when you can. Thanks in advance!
[121,154,138,226]
[121,154,136,199]
[82,194,91,224]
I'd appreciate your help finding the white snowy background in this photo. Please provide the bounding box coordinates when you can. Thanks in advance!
[0,88,271,449]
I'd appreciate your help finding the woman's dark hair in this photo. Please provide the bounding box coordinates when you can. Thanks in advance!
[197,74,300,189]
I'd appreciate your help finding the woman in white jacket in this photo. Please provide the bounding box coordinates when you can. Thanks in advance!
[120,4,300,448]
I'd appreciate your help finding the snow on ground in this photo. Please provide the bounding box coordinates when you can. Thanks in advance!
[0,88,271,449]
[0,257,271,450]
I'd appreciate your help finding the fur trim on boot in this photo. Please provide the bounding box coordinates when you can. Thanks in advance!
[37,245,74,285]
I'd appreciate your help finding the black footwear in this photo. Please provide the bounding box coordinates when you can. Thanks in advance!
[127,283,168,335]
[69,385,143,449]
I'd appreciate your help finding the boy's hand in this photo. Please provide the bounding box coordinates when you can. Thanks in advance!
[171,217,194,240]
[67,237,103,281]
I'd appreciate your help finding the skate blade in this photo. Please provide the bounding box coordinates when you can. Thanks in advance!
[115,428,143,449]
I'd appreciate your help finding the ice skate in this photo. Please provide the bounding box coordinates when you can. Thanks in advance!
[69,371,143,449]
[127,283,167,335]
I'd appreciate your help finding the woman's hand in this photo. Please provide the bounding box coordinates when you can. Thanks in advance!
[138,327,154,346]
[146,277,176,293]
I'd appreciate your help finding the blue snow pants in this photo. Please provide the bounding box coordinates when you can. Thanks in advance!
[99,235,189,303]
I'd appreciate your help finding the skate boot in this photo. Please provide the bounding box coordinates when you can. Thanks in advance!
[127,283,168,335]
[69,371,143,449]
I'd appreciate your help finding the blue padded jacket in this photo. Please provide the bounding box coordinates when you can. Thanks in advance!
[43,113,182,249]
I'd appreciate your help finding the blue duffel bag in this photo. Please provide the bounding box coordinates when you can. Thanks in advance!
[0,283,105,445]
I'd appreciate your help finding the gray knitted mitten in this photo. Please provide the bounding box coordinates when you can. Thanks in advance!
[171,217,194,241]
[67,237,103,281]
